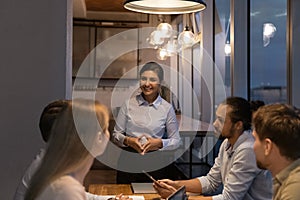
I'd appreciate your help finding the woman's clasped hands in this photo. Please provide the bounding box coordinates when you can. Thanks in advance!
[125,135,163,155]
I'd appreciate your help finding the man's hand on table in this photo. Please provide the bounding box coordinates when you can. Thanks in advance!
[153,179,210,200]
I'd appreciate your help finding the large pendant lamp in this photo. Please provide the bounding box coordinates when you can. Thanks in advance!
[124,0,206,14]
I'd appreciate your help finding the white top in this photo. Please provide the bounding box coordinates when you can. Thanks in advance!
[37,175,86,200]
[13,149,104,200]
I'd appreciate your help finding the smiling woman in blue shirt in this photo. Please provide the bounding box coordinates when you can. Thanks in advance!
[113,61,181,153]
[113,62,183,183]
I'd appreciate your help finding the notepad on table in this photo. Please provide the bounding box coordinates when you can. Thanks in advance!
[131,183,157,194]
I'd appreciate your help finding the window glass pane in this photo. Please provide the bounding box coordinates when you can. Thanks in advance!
[250,0,287,103]
[215,0,231,104]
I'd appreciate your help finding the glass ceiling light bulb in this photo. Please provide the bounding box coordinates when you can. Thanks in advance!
[263,23,276,38]
[178,29,195,47]
[224,41,231,56]
[156,22,173,38]
[263,36,270,47]
[149,30,164,45]
[263,23,276,47]
[157,48,168,60]
[164,40,178,56]
[124,0,207,15]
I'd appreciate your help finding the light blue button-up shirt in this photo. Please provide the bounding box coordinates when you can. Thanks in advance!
[198,131,273,200]
[113,94,181,150]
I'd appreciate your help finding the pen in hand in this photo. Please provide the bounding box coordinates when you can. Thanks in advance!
[142,170,157,182]
[142,170,169,190]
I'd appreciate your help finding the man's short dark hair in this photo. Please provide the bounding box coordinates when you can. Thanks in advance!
[250,100,265,113]
[39,100,69,142]
[253,104,300,160]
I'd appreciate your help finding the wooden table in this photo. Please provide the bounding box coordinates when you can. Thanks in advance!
[89,184,161,200]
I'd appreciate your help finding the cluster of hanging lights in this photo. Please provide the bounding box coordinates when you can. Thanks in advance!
[123,0,207,60]
[148,14,201,60]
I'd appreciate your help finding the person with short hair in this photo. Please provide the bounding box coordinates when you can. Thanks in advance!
[249,100,265,114]
[252,104,300,200]
[154,97,273,200]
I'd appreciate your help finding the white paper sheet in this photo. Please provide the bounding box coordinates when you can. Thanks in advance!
[91,195,145,200]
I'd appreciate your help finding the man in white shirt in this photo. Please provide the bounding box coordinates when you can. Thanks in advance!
[154,97,273,200]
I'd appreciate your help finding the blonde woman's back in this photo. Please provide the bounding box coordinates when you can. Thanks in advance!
[25,99,110,200]
[36,175,86,200]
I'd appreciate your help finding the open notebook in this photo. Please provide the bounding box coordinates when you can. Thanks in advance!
[131,183,157,194]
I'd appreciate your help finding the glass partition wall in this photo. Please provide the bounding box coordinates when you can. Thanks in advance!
[215,0,231,104]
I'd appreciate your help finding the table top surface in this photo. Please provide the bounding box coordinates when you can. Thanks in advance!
[89,184,204,200]
[177,115,214,134]
[89,184,161,200]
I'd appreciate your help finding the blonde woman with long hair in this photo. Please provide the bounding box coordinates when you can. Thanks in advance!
[25,99,111,200]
